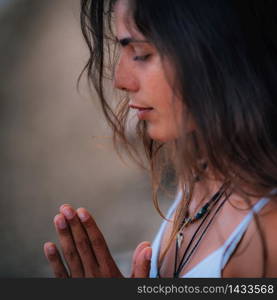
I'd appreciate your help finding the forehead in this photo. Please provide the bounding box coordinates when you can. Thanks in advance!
[114,0,129,24]
[114,0,144,40]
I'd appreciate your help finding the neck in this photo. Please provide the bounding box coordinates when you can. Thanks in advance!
[190,175,276,214]
[186,176,222,215]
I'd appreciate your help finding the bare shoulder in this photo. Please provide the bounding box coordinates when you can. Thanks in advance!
[223,197,277,278]
[260,199,277,277]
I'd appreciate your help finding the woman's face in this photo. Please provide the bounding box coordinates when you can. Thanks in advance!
[113,0,187,142]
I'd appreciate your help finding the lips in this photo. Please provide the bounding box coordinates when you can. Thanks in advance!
[129,104,154,120]
[128,104,153,110]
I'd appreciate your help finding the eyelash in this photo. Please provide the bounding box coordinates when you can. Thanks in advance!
[133,54,151,61]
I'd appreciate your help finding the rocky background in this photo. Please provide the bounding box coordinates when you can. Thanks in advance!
[0,0,172,277]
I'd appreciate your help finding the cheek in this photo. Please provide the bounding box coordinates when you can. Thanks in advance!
[140,62,191,141]
[146,76,175,109]
[155,85,183,125]
[148,99,184,142]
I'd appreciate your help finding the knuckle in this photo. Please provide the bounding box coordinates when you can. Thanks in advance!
[83,218,95,229]
[63,249,77,262]
[91,235,103,248]
[76,238,90,251]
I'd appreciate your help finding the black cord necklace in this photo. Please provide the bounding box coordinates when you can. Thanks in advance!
[173,186,229,277]
[156,181,230,278]
[175,188,223,250]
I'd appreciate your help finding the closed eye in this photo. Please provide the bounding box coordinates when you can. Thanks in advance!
[133,54,151,61]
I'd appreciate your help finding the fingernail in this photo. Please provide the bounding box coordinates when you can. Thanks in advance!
[55,215,67,229]
[46,245,56,255]
[61,207,75,220]
[60,204,71,210]
[77,209,89,222]
[144,247,152,261]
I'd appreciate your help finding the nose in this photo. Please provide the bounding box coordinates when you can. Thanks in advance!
[113,55,139,92]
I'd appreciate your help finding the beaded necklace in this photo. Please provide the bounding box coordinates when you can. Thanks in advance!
[176,187,224,249]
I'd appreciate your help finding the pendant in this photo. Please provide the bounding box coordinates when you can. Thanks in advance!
[184,217,191,226]
[177,232,184,249]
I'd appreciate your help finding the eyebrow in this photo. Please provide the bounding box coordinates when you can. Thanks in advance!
[116,37,149,47]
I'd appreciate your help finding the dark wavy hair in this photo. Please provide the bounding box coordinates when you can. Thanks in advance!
[80,0,277,277]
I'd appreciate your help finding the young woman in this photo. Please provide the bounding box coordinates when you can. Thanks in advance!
[43,0,277,277]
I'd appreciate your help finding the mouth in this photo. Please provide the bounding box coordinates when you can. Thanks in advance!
[128,104,154,111]
[129,104,154,120]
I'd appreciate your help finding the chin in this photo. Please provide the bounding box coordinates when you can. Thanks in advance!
[148,126,177,143]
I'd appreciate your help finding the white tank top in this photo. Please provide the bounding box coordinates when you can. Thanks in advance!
[149,190,272,278]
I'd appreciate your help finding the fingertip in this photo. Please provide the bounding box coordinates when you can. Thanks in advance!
[59,205,76,220]
[53,213,64,224]
[59,203,72,211]
[53,213,62,222]
[144,246,152,261]
[53,214,67,229]
[77,206,87,211]
[132,241,151,263]
[141,241,151,246]
[44,242,56,256]
[136,241,151,250]
[133,246,152,278]
[43,241,50,250]
[76,207,90,222]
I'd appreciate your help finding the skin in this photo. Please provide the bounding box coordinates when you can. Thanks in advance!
[113,0,187,142]
[44,0,277,278]
[44,0,186,278]
[158,187,277,277]
[44,0,159,278]
[44,205,151,277]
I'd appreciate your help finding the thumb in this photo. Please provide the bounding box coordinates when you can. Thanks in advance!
[134,246,152,278]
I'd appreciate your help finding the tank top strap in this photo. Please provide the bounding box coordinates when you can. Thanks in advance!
[220,196,271,270]
[150,190,183,277]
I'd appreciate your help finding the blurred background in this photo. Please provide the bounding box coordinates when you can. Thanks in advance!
[0,0,172,277]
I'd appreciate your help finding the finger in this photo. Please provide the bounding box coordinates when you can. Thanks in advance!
[54,213,84,277]
[76,207,121,276]
[44,242,69,278]
[130,241,151,278]
[60,204,99,277]
[133,246,152,278]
